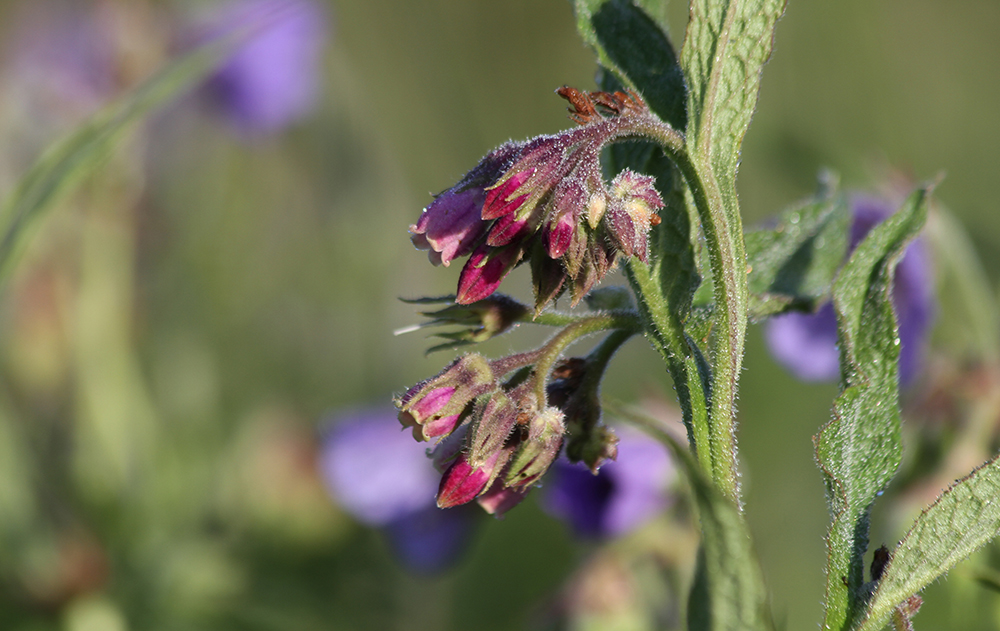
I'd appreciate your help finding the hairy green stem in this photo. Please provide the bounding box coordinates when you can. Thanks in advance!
[630,116,746,504]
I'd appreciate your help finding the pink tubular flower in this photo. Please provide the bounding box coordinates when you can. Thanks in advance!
[396,353,496,441]
[409,88,665,310]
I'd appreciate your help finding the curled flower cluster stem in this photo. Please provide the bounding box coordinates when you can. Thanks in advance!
[528,311,643,405]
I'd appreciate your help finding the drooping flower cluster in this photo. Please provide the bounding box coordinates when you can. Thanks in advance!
[321,407,676,572]
[410,88,665,309]
[396,352,573,514]
[394,336,627,515]
[766,194,935,384]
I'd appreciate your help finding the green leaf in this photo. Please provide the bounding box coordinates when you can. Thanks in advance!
[614,407,772,631]
[815,188,930,631]
[856,454,1000,631]
[682,0,786,199]
[745,188,849,319]
[0,33,237,286]
[574,0,687,129]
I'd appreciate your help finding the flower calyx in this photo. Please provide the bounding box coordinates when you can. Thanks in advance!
[397,294,530,354]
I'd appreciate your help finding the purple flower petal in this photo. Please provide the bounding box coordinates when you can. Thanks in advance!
[541,427,675,538]
[765,303,841,382]
[319,408,439,525]
[201,0,328,135]
[384,505,476,574]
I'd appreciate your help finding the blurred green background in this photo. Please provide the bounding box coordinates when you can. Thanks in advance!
[1,0,1000,629]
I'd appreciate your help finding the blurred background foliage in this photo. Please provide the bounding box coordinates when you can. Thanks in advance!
[0,0,999,629]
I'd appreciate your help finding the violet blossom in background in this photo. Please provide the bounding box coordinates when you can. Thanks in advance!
[319,408,475,573]
[199,0,328,135]
[541,426,676,538]
[766,194,935,385]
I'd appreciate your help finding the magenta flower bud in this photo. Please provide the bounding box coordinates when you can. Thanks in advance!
[476,482,529,517]
[605,170,664,262]
[410,188,489,267]
[545,210,577,259]
[412,88,668,310]
[397,353,496,441]
[467,390,522,466]
[486,212,531,247]
[482,169,533,220]
[456,245,522,305]
[437,449,508,509]
[505,407,566,488]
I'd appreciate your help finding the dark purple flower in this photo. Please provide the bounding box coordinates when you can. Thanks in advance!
[765,194,934,385]
[201,0,328,134]
[319,408,475,573]
[541,426,676,538]
[410,88,665,310]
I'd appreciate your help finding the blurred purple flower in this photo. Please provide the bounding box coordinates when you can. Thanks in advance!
[319,408,475,573]
[541,426,676,538]
[766,195,934,385]
[201,0,328,134]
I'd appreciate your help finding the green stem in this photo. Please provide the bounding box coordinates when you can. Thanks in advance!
[631,116,746,505]
[624,260,715,481]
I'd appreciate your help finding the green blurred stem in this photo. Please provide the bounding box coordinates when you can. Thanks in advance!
[630,116,745,505]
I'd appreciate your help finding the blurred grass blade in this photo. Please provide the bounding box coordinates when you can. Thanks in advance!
[0,33,237,286]
[615,405,772,631]
[815,188,929,631]
[857,454,1000,631]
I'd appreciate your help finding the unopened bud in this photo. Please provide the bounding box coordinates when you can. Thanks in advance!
[505,407,566,487]
[397,353,496,441]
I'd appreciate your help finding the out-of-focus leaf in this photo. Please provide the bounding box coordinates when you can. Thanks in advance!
[745,191,849,319]
[573,0,687,129]
[857,454,1000,631]
[926,206,1000,364]
[815,188,930,631]
[0,33,237,286]
[615,407,772,631]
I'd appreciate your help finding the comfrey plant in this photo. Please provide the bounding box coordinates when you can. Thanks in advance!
[394,1,1000,630]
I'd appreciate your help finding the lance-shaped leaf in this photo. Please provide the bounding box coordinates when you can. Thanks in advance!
[815,188,930,631]
[0,33,239,287]
[682,0,786,205]
[855,453,1000,631]
[745,190,849,319]
[614,406,772,631]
